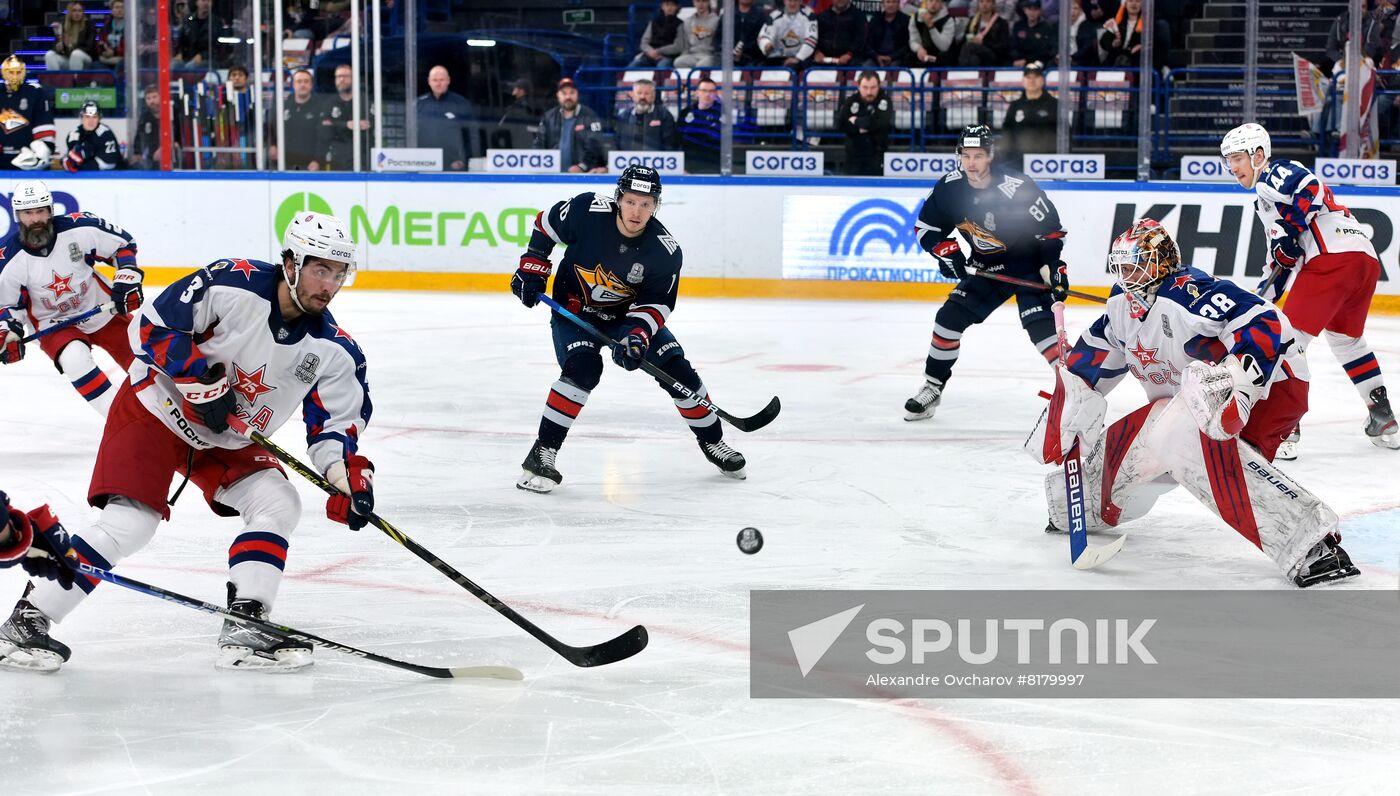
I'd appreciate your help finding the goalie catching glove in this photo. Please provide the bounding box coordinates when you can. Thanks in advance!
[1181,353,1265,441]
[11,139,52,171]
[326,455,375,530]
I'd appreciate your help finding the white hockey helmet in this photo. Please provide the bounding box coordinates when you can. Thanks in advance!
[1220,123,1271,184]
[282,211,358,286]
[10,179,53,218]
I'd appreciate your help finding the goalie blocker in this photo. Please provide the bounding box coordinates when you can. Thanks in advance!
[1025,218,1357,587]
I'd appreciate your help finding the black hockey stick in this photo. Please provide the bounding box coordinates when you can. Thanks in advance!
[968,267,1108,304]
[66,559,523,680]
[538,293,781,433]
[228,417,648,668]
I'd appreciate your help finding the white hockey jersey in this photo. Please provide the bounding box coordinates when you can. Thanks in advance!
[128,258,371,475]
[1067,267,1309,402]
[1253,160,1376,265]
[758,6,818,60]
[0,212,137,333]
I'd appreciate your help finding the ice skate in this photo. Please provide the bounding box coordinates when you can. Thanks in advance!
[903,379,943,421]
[517,439,563,493]
[1365,387,1399,450]
[0,588,70,673]
[1292,534,1360,588]
[1275,425,1300,461]
[699,440,747,480]
[216,584,312,672]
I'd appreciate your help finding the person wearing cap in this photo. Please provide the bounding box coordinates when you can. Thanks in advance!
[1010,0,1057,66]
[999,61,1058,169]
[417,65,474,171]
[533,78,608,174]
[494,78,539,150]
[63,101,124,172]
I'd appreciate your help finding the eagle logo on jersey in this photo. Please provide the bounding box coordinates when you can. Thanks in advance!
[44,271,75,299]
[0,108,29,132]
[231,363,278,404]
[955,220,1008,256]
[575,264,635,305]
[1128,341,1161,368]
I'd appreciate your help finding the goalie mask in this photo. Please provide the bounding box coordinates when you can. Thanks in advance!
[2,54,24,92]
[1108,218,1182,306]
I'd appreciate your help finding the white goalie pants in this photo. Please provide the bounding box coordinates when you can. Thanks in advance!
[1032,394,1337,581]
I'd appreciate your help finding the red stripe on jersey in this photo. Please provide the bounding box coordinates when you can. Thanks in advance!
[1200,433,1260,547]
[75,371,111,397]
[634,305,666,329]
[546,390,583,417]
[229,540,289,562]
[678,401,712,420]
[1346,359,1379,378]
[931,334,959,350]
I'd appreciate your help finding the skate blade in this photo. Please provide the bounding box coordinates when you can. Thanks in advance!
[0,642,63,673]
[1274,441,1298,460]
[1293,564,1361,588]
[216,646,313,672]
[718,466,747,481]
[516,472,558,493]
[1368,431,1400,450]
[904,408,937,421]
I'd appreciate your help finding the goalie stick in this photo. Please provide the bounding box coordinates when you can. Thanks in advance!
[227,417,649,668]
[538,293,781,433]
[1051,301,1126,570]
[66,559,523,680]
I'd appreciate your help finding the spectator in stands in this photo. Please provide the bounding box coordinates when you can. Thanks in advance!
[534,77,607,173]
[815,0,868,67]
[1010,0,1056,66]
[270,68,326,170]
[127,85,163,170]
[910,0,961,66]
[214,64,254,169]
[615,78,679,151]
[1326,4,1388,74]
[959,0,1010,65]
[865,0,912,66]
[97,0,127,70]
[630,0,685,69]
[63,101,123,171]
[418,65,473,171]
[1081,0,1117,28]
[679,76,723,172]
[493,78,538,150]
[1098,0,1167,68]
[175,0,227,69]
[1000,60,1057,167]
[851,0,884,13]
[286,2,327,40]
[1063,0,1101,66]
[837,70,891,176]
[46,2,97,72]
[323,63,374,171]
[728,0,770,65]
[758,0,819,69]
[675,0,721,68]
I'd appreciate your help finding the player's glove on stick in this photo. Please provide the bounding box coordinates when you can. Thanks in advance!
[612,327,650,371]
[111,266,144,315]
[326,455,375,530]
[931,239,968,280]
[0,317,23,364]
[175,362,236,434]
[1042,261,1071,303]
[511,253,552,308]
[1182,354,1264,441]
[1256,266,1290,304]
[1268,223,1304,270]
[0,499,77,590]
[62,143,86,174]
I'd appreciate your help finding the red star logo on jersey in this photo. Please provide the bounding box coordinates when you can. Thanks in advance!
[67,211,85,221]
[1128,341,1161,368]
[1171,274,1192,290]
[229,259,257,279]
[231,363,278,404]
[44,271,75,299]
[331,324,356,344]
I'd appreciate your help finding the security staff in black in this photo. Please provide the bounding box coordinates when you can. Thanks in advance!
[837,71,892,176]
[904,125,1070,421]
[999,61,1058,169]
[509,165,747,493]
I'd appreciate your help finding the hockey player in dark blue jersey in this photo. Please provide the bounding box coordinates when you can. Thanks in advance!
[905,125,1070,420]
[0,55,57,171]
[510,165,746,492]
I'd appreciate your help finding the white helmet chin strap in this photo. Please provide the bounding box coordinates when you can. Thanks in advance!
[286,259,311,314]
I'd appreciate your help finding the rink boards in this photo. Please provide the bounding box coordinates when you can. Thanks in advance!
[10,172,1400,308]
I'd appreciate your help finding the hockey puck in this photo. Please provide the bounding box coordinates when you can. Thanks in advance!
[736,527,764,555]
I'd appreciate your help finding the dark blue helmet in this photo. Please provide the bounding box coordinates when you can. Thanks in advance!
[615,164,663,204]
[956,124,994,155]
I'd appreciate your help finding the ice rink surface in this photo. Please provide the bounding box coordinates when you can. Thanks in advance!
[2,291,1398,795]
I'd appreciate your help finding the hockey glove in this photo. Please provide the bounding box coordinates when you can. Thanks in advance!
[326,455,375,531]
[1,317,23,365]
[1042,260,1070,303]
[612,326,651,371]
[11,140,53,171]
[511,253,552,308]
[1268,223,1304,270]
[0,499,76,590]
[1182,354,1265,441]
[62,143,86,174]
[930,239,968,281]
[175,362,237,434]
[111,266,144,315]
[1256,265,1290,304]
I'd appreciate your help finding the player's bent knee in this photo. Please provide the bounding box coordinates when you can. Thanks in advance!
[54,340,96,377]
[934,302,977,333]
[94,496,163,559]
[562,354,604,392]
[221,470,302,536]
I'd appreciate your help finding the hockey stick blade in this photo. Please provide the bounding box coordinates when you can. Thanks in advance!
[538,294,780,433]
[70,561,524,680]
[1071,533,1126,570]
[229,419,649,668]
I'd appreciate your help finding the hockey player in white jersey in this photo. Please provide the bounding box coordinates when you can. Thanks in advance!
[0,213,376,673]
[1221,122,1397,457]
[1026,219,1359,588]
[0,180,143,415]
